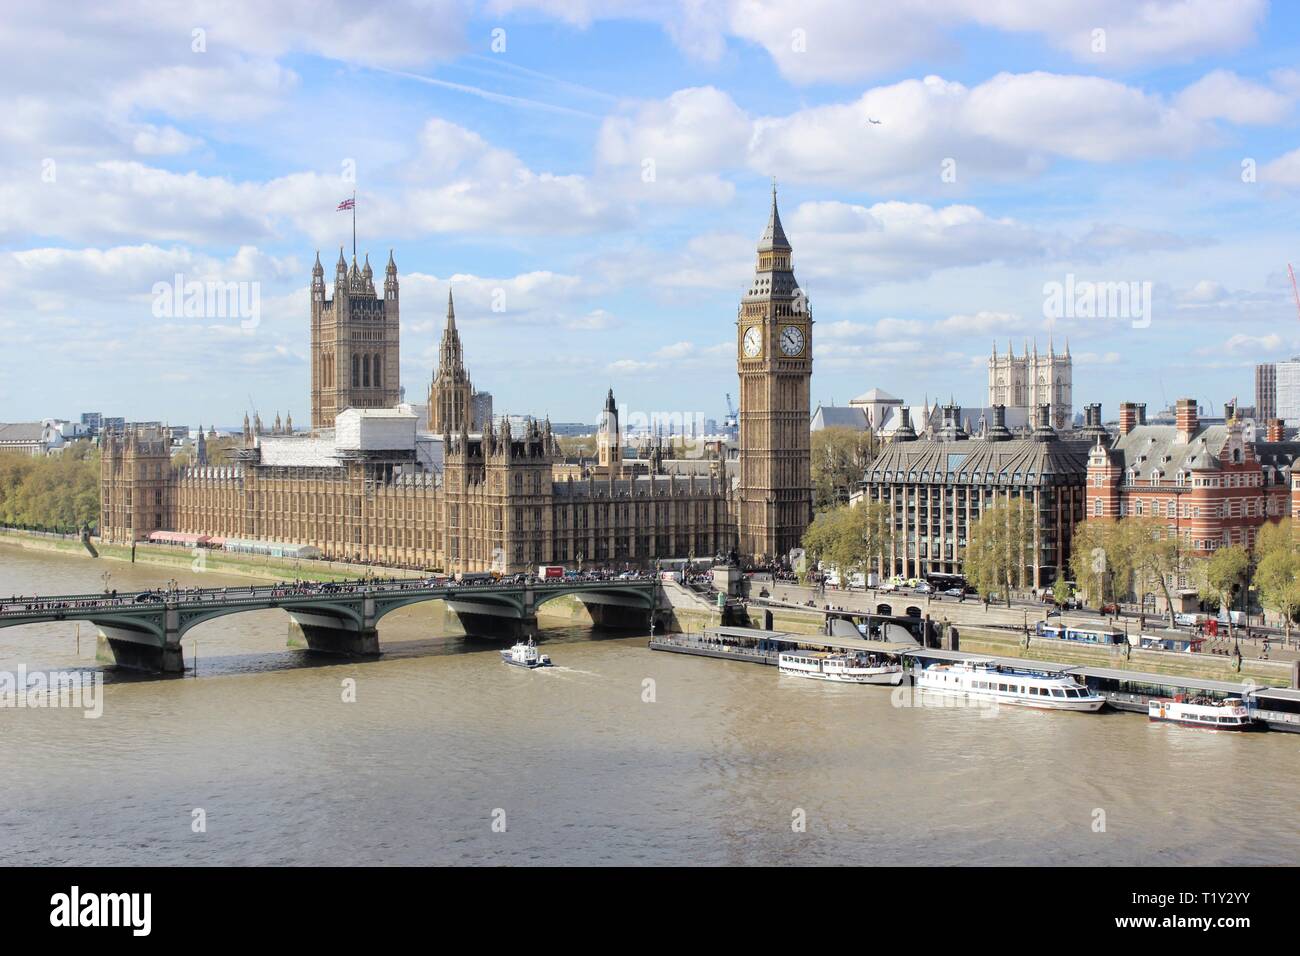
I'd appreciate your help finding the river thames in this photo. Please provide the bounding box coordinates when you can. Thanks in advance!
[1,543,1297,866]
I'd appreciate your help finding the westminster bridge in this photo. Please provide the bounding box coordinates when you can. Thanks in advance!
[0,575,660,673]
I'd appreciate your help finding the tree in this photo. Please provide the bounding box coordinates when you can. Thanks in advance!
[554,434,593,459]
[0,443,100,531]
[1052,575,1072,606]
[1254,520,1300,641]
[964,496,1035,606]
[811,426,878,511]
[802,501,890,580]
[1255,518,1294,563]
[1198,545,1251,638]
[1069,519,1117,606]
[1126,518,1181,625]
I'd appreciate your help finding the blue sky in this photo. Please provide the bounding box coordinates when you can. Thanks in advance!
[2,0,1299,428]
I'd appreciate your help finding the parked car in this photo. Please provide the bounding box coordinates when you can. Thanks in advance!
[1100,602,1120,615]
[914,582,932,594]
[943,587,963,597]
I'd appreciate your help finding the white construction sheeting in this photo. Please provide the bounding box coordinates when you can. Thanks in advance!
[335,408,417,452]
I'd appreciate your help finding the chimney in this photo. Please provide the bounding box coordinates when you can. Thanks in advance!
[1118,402,1138,436]
[986,403,1012,442]
[1267,418,1285,442]
[893,405,917,442]
[1032,403,1057,442]
[1081,402,1108,443]
[1175,398,1198,443]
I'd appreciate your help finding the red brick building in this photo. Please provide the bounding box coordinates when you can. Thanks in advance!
[1086,399,1291,558]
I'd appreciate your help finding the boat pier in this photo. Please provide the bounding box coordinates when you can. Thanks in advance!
[650,625,1300,732]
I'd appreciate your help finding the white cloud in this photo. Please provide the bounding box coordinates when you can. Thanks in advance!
[1261,147,1300,186]
[505,0,1267,84]
[1216,333,1284,354]
[1072,351,1123,365]
[937,312,1027,335]
[600,71,1244,192]
[791,200,1055,285]
[1174,69,1293,124]
[131,125,204,156]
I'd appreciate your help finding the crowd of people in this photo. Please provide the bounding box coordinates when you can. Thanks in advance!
[0,568,659,617]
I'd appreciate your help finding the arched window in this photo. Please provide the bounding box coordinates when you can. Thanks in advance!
[351,354,360,387]
[363,354,371,388]
[372,354,381,388]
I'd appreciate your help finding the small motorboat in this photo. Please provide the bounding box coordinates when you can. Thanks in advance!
[501,638,552,669]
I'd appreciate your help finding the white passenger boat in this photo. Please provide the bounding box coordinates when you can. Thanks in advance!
[778,650,903,685]
[1148,696,1252,730]
[915,659,1104,711]
[501,638,552,669]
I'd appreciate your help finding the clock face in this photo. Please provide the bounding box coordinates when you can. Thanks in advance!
[779,325,805,356]
[742,326,762,357]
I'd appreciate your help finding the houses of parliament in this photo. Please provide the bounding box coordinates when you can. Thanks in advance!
[99,194,815,572]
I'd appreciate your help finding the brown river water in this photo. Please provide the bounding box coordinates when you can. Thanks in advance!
[0,543,1296,866]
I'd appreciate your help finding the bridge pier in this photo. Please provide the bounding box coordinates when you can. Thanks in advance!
[446,608,535,641]
[96,622,184,674]
[581,600,651,630]
[287,613,380,659]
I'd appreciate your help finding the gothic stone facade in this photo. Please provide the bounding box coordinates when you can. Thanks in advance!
[310,249,401,428]
[736,188,813,563]
[100,226,761,571]
[988,339,1072,431]
[101,418,734,573]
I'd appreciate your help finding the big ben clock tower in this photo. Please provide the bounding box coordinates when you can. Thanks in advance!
[737,185,813,564]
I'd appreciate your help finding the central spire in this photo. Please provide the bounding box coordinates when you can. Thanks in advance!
[758,179,790,252]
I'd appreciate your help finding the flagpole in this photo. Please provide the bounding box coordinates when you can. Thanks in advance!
[352,190,356,260]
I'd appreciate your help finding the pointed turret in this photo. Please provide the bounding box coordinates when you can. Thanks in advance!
[758,179,791,252]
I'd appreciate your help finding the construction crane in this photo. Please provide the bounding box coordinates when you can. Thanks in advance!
[1289,263,1300,322]
[724,393,739,432]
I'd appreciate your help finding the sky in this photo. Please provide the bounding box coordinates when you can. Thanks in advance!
[2,0,1300,428]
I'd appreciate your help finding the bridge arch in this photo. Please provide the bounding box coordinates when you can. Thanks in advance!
[175,599,366,639]
[372,590,526,625]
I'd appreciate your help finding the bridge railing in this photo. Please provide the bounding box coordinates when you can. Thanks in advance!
[0,576,657,619]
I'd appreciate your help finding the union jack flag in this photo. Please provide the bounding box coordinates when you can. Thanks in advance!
[337,198,355,211]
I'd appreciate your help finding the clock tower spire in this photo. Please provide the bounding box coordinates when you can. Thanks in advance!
[736,184,813,565]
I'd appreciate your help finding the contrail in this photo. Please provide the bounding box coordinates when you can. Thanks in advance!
[462,53,619,104]
[371,65,603,120]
